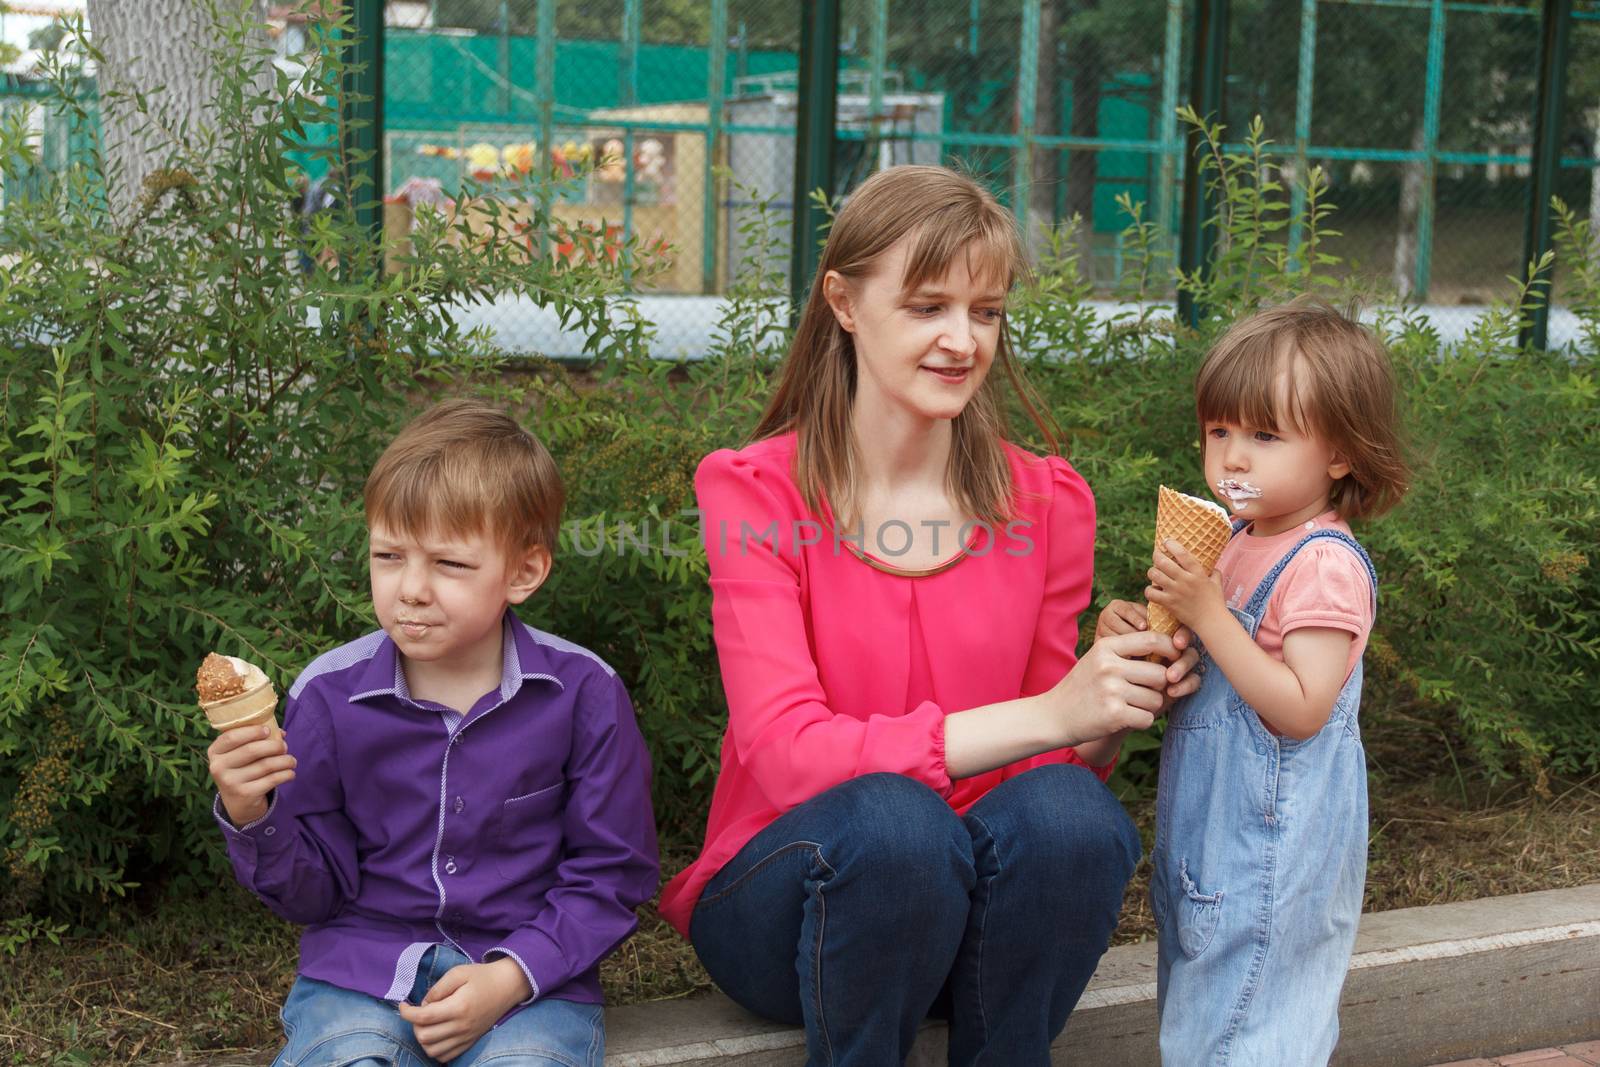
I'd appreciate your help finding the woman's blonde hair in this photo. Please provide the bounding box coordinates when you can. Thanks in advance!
[751,164,1057,526]
[1195,297,1410,520]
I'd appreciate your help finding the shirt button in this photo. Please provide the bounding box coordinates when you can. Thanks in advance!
[453,796,465,814]
[445,855,457,875]
[262,826,276,836]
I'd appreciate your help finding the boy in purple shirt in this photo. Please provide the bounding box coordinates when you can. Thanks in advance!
[208,399,659,1066]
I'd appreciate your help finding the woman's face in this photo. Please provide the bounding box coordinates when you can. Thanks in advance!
[824,235,1007,427]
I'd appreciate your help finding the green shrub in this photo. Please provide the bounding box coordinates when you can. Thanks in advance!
[0,10,665,918]
[1017,114,1599,789]
[1,8,1594,930]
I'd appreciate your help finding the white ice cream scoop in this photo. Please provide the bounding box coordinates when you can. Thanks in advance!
[1216,479,1263,510]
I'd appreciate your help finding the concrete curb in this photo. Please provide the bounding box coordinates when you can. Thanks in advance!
[158,884,1600,1066]
[604,884,1600,1067]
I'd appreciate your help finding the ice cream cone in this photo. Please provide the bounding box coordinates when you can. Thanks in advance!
[1146,485,1233,639]
[196,654,279,732]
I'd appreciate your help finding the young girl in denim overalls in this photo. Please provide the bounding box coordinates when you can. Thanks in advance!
[1099,299,1410,1065]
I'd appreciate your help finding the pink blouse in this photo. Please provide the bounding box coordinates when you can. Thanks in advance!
[658,431,1106,934]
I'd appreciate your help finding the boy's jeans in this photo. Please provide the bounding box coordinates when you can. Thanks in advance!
[273,944,603,1067]
[689,766,1141,1067]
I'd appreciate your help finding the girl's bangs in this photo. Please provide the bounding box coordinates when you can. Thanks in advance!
[1196,337,1313,434]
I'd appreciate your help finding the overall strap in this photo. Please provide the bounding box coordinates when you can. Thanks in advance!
[1240,528,1379,629]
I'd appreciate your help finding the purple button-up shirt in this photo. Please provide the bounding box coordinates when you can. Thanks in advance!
[215,611,659,1007]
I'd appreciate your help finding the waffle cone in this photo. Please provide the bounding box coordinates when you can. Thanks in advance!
[199,661,279,732]
[1146,485,1233,637]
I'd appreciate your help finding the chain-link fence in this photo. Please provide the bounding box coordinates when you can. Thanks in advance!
[369,0,1600,352]
[1,0,1595,351]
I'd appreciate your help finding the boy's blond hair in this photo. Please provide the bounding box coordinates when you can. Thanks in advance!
[1195,297,1409,520]
[364,399,564,560]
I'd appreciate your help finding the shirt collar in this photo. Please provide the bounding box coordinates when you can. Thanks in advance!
[349,610,566,706]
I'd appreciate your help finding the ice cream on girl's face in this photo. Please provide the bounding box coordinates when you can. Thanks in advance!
[1216,478,1264,510]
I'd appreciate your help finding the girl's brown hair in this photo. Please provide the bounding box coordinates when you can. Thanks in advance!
[750,164,1057,526]
[1195,297,1410,520]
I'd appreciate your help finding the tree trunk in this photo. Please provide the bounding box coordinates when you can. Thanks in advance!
[1027,0,1060,254]
[1393,124,1426,299]
[1590,103,1600,262]
[86,0,271,221]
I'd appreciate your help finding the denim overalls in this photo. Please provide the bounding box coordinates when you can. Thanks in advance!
[1152,527,1378,1067]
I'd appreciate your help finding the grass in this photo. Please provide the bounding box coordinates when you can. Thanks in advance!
[3,740,1596,1064]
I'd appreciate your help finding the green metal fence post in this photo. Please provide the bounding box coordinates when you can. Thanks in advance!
[1154,0,1184,245]
[1015,0,1041,236]
[1177,0,1229,327]
[536,0,556,261]
[791,0,841,314]
[1413,0,1444,298]
[876,0,889,125]
[969,0,981,55]
[1519,0,1573,349]
[703,0,727,293]
[620,0,641,259]
[344,0,384,271]
[498,0,510,114]
[1288,0,1317,255]
[621,0,641,107]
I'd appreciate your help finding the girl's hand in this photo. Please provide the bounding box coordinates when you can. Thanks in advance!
[1147,539,1226,632]
[208,724,296,827]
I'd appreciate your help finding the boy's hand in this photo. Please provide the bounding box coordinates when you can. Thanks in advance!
[399,957,532,1062]
[208,724,296,827]
[1147,539,1226,633]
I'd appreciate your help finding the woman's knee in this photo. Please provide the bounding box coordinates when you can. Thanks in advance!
[804,773,976,907]
[976,765,1142,884]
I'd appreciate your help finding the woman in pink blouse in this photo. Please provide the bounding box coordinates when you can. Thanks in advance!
[660,166,1199,1066]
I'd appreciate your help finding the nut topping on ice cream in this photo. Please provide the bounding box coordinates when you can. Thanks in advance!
[194,653,278,731]
[196,653,248,702]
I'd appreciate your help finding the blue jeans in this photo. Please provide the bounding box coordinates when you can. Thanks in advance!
[689,766,1141,1067]
[273,944,604,1067]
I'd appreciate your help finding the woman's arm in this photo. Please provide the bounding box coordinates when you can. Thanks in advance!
[943,628,1181,778]
[699,448,1184,803]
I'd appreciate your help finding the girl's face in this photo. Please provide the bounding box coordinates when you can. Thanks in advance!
[824,234,1006,427]
[1203,370,1351,537]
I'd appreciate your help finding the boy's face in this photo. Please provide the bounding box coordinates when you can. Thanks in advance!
[368,521,550,670]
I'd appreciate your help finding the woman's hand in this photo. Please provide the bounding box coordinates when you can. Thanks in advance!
[943,629,1200,780]
[1042,630,1180,745]
[1096,599,1204,705]
[1096,598,1149,639]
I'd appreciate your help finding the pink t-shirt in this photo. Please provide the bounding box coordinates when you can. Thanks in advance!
[658,432,1102,935]
[1214,510,1374,682]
